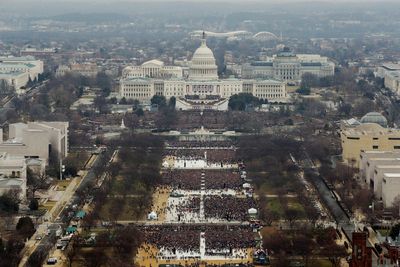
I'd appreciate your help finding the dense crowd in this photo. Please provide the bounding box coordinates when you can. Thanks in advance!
[164,148,237,163]
[161,170,242,190]
[164,149,205,160]
[176,196,201,213]
[204,196,258,221]
[204,170,242,190]
[206,150,237,163]
[147,138,258,262]
[205,226,256,250]
[140,225,255,252]
[166,141,236,148]
[162,170,202,190]
[142,225,200,252]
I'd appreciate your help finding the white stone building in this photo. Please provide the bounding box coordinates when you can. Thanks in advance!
[373,165,400,199]
[56,63,99,77]
[384,71,400,95]
[0,121,68,163]
[376,63,400,79]
[360,151,400,178]
[382,173,400,208]
[241,48,335,82]
[0,71,30,90]
[0,56,44,80]
[122,59,183,79]
[0,152,27,200]
[120,36,286,109]
[359,151,400,208]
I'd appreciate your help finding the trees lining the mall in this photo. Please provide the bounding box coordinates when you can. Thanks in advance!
[67,133,154,265]
[263,226,347,267]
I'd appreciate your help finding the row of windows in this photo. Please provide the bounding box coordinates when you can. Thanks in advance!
[347,136,400,141]
[124,84,151,88]
[123,88,151,93]
[165,93,183,96]
[123,93,150,98]
[192,69,216,75]
[256,85,281,88]
[255,89,283,93]
[255,94,284,99]
[373,146,400,149]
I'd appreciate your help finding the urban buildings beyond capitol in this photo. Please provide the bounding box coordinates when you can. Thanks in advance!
[0,56,43,80]
[376,63,400,96]
[0,56,44,91]
[241,47,335,82]
[0,71,30,91]
[56,63,99,77]
[119,35,286,110]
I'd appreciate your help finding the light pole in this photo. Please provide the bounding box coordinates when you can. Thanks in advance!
[59,157,65,180]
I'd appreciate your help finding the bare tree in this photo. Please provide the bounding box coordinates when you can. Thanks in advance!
[65,236,79,267]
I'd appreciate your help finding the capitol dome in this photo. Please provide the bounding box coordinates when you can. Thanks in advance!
[192,42,215,60]
[189,36,218,81]
[360,112,388,128]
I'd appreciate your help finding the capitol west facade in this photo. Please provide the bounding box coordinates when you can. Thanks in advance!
[120,37,287,110]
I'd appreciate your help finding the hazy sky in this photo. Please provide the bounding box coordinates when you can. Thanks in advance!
[0,0,395,17]
[0,0,391,2]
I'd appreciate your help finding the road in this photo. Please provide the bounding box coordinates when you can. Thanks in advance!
[298,149,379,263]
[18,151,106,267]
[2,80,48,109]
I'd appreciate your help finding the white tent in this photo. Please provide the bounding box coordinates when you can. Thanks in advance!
[147,211,158,220]
[248,208,257,215]
[243,183,251,189]
[162,161,169,168]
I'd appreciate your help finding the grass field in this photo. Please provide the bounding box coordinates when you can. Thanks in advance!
[40,200,57,211]
[258,181,278,195]
[99,196,148,221]
[56,179,72,191]
[265,197,306,219]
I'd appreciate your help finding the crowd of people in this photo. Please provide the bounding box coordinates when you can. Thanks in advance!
[140,225,255,252]
[204,196,258,221]
[142,225,200,252]
[205,227,256,251]
[166,141,236,148]
[145,139,258,263]
[176,196,200,213]
[161,169,242,190]
[164,149,205,160]
[162,170,202,190]
[164,148,237,164]
[204,170,242,190]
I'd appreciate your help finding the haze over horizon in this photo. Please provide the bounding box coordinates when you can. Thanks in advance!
[1,0,398,17]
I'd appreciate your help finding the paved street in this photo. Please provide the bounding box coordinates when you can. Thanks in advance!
[18,152,105,267]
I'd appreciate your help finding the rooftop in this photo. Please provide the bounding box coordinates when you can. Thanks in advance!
[0,178,24,188]
[383,173,400,178]
[360,112,388,127]
[381,63,400,71]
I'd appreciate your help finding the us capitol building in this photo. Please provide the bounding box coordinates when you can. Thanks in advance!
[119,35,287,110]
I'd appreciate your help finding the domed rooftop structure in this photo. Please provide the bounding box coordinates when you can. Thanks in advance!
[192,41,215,60]
[360,112,388,128]
[189,32,218,81]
